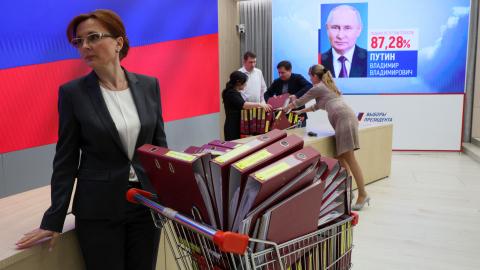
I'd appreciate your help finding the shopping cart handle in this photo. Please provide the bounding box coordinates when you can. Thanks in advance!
[126,188,155,204]
[351,212,359,226]
[213,231,249,254]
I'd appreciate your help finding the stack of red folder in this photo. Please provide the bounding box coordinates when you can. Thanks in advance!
[210,129,287,228]
[240,108,267,136]
[137,145,218,227]
[233,146,321,234]
[317,157,352,228]
[227,135,304,230]
[137,129,352,248]
[241,109,300,136]
[239,93,301,137]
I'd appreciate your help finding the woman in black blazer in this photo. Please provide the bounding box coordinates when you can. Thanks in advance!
[16,9,167,270]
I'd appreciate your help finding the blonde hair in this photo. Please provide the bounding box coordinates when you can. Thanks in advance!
[308,64,341,96]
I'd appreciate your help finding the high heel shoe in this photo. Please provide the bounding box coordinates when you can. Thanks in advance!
[352,196,370,211]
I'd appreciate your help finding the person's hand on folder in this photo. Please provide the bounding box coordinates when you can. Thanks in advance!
[288,95,297,102]
[292,110,303,115]
[260,103,273,112]
[283,102,295,113]
[291,106,309,115]
[15,228,59,251]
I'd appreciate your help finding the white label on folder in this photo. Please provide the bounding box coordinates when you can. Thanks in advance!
[234,149,272,170]
[214,144,252,164]
[164,151,195,162]
[255,161,290,181]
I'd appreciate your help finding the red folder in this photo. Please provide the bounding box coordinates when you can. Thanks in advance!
[319,169,351,226]
[253,108,258,134]
[322,168,348,207]
[138,145,218,227]
[240,108,246,136]
[319,174,350,220]
[210,129,287,229]
[244,109,250,135]
[249,109,255,135]
[272,111,293,130]
[256,108,263,134]
[240,109,249,137]
[318,173,351,223]
[184,146,202,154]
[267,93,290,110]
[293,113,299,126]
[199,144,231,156]
[227,135,304,229]
[260,109,266,134]
[317,209,343,228]
[320,157,341,189]
[345,175,352,215]
[264,111,274,133]
[207,139,242,149]
[236,146,322,234]
[256,180,325,245]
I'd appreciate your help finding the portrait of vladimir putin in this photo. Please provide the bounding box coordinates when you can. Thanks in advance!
[321,4,367,78]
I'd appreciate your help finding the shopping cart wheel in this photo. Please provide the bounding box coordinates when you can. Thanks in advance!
[351,212,359,226]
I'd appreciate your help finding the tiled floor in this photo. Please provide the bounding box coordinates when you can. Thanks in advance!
[352,152,480,270]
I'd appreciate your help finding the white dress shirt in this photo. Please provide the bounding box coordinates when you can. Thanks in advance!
[332,46,356,78]
[238,66,267,103]
[100,86,141,181]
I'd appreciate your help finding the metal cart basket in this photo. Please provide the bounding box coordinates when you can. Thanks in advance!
[127,188,359,270]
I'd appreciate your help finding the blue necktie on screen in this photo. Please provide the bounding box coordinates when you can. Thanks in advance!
[338,56,348,78]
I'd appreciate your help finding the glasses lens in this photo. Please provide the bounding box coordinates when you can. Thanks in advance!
[71,38,83,48]
[87,33,102,43]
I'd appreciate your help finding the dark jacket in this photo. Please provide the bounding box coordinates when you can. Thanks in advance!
[321,45,368,78]
[264,73,312,121]
[40,69,167,232]
[264,73,312,101]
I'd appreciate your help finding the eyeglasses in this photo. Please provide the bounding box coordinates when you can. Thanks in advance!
[70,32,114,48]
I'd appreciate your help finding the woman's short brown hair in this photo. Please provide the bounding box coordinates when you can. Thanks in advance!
[66,9,129,60]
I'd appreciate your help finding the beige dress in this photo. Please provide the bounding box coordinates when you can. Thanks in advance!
[294,82,359,156]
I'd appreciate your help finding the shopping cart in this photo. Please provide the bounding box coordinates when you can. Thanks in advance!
[127,188,359,270]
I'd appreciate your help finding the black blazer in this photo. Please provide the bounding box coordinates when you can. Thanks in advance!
[321,45,368,78]
[264,73,312,101]
[264,73,312,120]
[40,69,168,232]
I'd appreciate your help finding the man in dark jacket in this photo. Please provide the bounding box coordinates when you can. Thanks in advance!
[264,61,312,126]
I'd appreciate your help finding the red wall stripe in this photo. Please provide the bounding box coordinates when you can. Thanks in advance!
[0,33,219,154]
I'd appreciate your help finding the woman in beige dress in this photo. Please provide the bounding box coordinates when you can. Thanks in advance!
[286,64,370,210]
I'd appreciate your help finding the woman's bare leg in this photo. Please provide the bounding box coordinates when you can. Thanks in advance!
[339,151,368,204]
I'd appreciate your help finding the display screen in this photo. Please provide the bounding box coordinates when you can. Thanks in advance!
[273,0,470,94]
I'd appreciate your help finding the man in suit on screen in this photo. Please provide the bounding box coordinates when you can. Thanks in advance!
[321,5,367,78]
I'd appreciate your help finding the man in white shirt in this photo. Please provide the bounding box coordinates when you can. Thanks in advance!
[238,51,267,102]
[320,5,367,78]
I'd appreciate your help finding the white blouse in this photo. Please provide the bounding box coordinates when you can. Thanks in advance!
[100,85,141,181]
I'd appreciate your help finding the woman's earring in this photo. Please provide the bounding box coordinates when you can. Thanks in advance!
[115,48,120,53]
